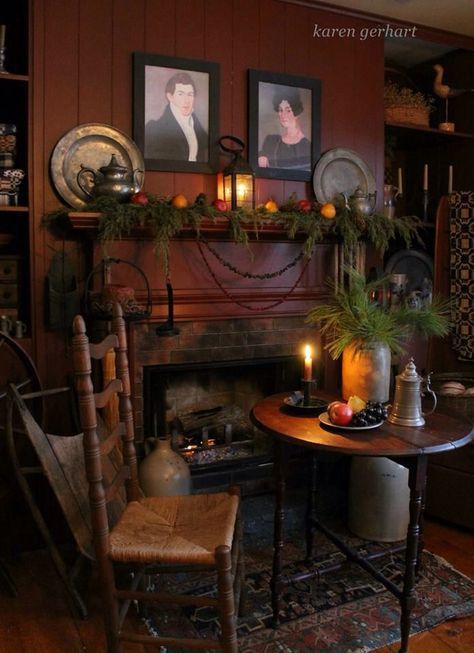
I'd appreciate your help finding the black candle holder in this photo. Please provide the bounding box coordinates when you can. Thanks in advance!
[283,382,328,416]
[301,378,315,406]
[422,190,429,222]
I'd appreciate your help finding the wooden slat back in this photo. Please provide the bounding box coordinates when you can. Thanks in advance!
[99,422,125,457]
[89,334,119,359]
[104,467,131,503]
[94,379,123,409]
[72,305,141,553]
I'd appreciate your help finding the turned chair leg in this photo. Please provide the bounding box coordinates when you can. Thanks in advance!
[216,545,238,653]
[100,558,122,653]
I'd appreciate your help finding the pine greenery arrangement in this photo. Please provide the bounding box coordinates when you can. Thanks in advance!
[42,194,423,273]
[306,267,450,359]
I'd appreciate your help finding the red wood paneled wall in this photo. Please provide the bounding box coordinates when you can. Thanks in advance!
[31,0,385,385]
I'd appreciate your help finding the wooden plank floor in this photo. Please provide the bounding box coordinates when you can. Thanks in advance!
[0,517,472,652]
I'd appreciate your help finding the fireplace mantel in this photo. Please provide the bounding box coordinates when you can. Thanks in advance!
[66,211,336,322]
[65,211,331,241]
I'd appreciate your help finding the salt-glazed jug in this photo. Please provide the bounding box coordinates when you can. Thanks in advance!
[77,153,144,203]
[138,436,191,497]
[387,358,437,427]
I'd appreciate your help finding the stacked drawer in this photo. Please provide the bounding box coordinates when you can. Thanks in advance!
[0,255,19,322]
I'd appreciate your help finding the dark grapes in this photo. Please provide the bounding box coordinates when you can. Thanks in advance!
[349,401,388,427]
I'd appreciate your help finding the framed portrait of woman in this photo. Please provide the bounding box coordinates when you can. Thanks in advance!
[248,70,321,182]
[133,52,219,173]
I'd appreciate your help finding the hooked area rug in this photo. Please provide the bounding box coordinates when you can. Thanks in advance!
[145,493,474,653]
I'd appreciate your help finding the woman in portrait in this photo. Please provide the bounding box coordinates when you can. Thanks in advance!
[258,87,311,171]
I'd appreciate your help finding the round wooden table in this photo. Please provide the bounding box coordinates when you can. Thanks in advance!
[251,392,473,653]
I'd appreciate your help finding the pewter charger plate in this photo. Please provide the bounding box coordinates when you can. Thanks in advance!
[319,412,383,431]
[50,123,145,208]
[312,148,376,205]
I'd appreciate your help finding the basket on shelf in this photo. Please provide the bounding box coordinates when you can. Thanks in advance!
[430,372,474,423]
[385,106,430,127]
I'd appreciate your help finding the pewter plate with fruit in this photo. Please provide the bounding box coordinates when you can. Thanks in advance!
[320,398,388,430]
[319,412,383,431]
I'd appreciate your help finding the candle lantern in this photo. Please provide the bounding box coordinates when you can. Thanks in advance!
[219,135,255,211]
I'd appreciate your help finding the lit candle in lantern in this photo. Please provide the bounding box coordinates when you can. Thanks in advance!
[448,165,453,194]
[423,164,428,191]
[304,345,312,381]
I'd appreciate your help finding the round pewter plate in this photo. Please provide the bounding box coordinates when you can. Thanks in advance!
[319,412,383,431]
[50,123,145,208]
[313,148,375,204]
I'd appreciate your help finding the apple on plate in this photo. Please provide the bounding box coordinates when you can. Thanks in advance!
[327,401,353,426]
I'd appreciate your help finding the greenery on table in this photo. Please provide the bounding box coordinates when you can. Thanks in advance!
[306,267,451,359]
[43,193,423,274]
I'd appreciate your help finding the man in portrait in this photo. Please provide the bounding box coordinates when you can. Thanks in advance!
[145,71,208,162]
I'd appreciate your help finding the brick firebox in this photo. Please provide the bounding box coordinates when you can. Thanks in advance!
[129,315,331,443]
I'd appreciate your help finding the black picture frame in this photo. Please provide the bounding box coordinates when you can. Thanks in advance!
[133,52,219,174]
[248,69,321,182]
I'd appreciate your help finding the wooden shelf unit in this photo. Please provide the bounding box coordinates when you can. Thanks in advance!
[0,0,31,334]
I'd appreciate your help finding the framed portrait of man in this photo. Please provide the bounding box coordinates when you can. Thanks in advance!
[248,70,321,182]
[133,52,219,173]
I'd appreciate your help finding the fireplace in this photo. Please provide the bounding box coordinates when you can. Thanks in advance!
[129,313,324,492]
[143,355,301,492]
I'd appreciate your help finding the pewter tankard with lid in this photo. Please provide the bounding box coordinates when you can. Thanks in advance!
[387,358,437,427]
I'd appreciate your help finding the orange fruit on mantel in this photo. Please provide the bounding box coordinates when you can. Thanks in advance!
[171,193,188,208]
[320,202,336,219]
[264,199,278,213]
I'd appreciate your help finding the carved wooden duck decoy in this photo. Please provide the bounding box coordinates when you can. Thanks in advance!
[433,64,474,98]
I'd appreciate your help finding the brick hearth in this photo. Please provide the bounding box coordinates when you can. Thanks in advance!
[130,315,322,441]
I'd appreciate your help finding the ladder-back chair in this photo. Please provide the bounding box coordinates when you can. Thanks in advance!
[71,304,244,652]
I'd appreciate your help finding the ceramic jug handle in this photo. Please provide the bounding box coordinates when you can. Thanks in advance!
[77,165,96,198]
[144,437,156,455]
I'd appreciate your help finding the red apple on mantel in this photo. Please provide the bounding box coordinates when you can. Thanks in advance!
[327,401,353,426]
[131,191,149,206]
[297,199,312,213]
[212,198,228,212]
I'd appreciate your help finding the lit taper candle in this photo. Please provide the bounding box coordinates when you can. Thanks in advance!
[304,344,312,381]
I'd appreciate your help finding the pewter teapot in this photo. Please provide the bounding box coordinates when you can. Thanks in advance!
[77,153,144,203]
[344,186,377,216]
[387,358,437,427]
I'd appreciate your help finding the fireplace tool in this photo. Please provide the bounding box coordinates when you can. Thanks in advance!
[156,280,180,336]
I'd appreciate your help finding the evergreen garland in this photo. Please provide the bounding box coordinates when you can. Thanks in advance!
[42,193,423,273]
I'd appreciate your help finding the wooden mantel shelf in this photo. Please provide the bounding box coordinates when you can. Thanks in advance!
[66,212,317,241]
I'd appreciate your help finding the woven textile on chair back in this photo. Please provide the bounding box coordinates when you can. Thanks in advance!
[449,191,474,361]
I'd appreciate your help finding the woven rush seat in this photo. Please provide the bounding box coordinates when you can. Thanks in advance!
[110,492,239,565]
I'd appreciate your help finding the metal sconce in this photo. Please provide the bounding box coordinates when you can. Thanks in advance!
[219,135,255,210]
